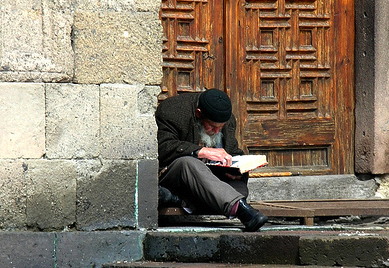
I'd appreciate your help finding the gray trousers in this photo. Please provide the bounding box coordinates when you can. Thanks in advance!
[159,156,248,216]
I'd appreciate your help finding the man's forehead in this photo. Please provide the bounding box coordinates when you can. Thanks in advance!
[203,118,226,127]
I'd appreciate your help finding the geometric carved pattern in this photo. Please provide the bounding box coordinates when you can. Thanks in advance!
[249,146,330,168]
[160,0,221,100]
[160,0,353,174]
[243,0,332,119]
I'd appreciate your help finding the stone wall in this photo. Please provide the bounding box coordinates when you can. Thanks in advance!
[0,0,162,230]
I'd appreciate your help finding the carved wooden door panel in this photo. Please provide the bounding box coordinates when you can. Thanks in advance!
[159,0,225,99]
[160,0,354,175]
[227,0,354,175]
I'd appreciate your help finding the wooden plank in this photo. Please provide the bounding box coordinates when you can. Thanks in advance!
[262,199,389,217]
[159,199,389,226]
[244,119,335,147]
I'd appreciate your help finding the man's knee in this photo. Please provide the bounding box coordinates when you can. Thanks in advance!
[172,156,205,169]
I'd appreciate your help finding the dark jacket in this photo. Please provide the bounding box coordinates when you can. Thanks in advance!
[155,92,244,168]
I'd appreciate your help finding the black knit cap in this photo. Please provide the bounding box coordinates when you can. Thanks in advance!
[198,89,232,123]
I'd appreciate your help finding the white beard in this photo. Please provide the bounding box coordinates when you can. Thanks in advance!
[199,123,223,148]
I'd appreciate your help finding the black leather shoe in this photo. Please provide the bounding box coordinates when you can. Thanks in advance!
[158,186,182,208]
[236,199,268,232]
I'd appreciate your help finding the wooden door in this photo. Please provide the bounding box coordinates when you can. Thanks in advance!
[159,0,225,99]
[160,0,354,175]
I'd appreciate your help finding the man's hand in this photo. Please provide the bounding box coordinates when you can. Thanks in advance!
[198,147,232,166]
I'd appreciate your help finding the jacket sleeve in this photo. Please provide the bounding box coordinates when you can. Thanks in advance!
[155,103,202,168]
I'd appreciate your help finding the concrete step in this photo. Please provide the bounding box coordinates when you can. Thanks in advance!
[138,226,389,267]
[247,175,377,201]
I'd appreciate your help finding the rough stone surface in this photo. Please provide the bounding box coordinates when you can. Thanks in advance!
[373,0,389,173]
[76,160,137,231]
[138,86,161,115]
[101,84,158,159]
[26,160,77,230]
[56,231,145,267]
[46,83,100,159]
[74,0,161,12]
[138,159,158,229]
[354,0,375,174]
[247,175,378,201]
[0,232,55,268]
[0,0,73,82]
[219,233,300,264]
[144,233,221,262]
[0,160,27,229]
[0,0,161,232]
[299,235,389,267]
[355,0,389,174]
[0,231,145,268]
[0,83,45,158]
[375,174,389,198]
[73,11,163,85]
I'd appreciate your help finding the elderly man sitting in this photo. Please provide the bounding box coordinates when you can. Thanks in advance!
[156,89,267,232]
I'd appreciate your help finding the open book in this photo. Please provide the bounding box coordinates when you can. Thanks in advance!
[207,154,268,176]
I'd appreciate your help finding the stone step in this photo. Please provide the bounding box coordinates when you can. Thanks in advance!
[139,226,389,267]
[103,261,356,268]
[247,175,377,201]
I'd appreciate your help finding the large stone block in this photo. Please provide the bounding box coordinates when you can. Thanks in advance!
[355,0,389,174]
[73,11,163,84]
[373,0,389,174]
[219,233,300,264]
[26,160,77,230]
[76,160,137,231]
[0,232,55,268]
[56,231,145,267]
[248,175,378,201]
[0,0,73,82]
[0,83,45,158]
[74,0,161,12]
[0,160,27,229]
[101,84,158,159]
[355,0,375,173]
[144,233,221,262]
[300,235,389,267]
[46,83,100,159]
[137,159,158,228]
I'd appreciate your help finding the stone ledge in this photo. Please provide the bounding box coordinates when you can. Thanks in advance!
[1,228,389,267]
[144,228,389,267]
[248,175,378,201]
[0,231,145,268]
